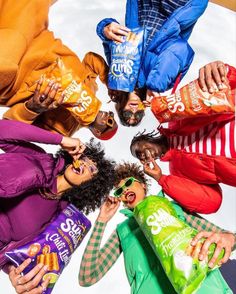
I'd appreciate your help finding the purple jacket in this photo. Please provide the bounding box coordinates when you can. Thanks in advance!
[0,120,68,271]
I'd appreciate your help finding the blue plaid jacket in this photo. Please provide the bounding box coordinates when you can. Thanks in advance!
[97,0,208,92]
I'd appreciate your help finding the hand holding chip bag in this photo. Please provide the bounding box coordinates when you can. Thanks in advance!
[108,27,146,92]
[28,58,101,122]
[151,79,235,123]
[5,204,91,294]
[133,196,224,294]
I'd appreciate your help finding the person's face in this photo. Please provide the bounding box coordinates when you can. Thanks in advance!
[131,140,163,162]
[123,91,145,125]
[92,111,116,135]
[114,177,146,209]
[64,156,97,186]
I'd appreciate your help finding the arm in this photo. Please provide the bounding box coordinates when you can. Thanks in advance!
[184,211,236,267]
[79,222,121,286]
[4,79,63,125]
[158,175,222,214]
[142,158,222,214]
[3,102,40,125]
[82,52,109,85]
[145,39,194,92]
[0,119,62,154]
[79,197,121,286]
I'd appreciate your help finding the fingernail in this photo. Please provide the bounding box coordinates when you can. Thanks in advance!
[199,254,203,260]
[48,81,53,86]
[38,263,44,269]
[208,262,213,268]
[218,83,223,89]
[209,87,214,93]
[202,87,207,92]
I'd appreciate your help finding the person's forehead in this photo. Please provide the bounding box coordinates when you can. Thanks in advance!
[118,177,130,186]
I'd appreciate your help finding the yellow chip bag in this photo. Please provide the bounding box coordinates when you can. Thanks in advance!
[34,58,101,123]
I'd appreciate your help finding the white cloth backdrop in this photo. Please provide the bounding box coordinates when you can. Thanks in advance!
[0,1,235,293]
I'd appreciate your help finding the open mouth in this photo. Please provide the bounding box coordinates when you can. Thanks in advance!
[124,191,136,204]
[128,102,139,109]
[72,165,84,175]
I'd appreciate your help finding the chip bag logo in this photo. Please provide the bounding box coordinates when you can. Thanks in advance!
[146,208,177,235]
[111,59,134,77]
[166,92,185,113]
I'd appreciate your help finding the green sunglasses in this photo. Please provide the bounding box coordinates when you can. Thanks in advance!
[114,177,140,197]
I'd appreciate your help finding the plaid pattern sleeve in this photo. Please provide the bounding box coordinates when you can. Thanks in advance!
[184,212,236,251]
[138,0,189,45]
[79,221,122,286]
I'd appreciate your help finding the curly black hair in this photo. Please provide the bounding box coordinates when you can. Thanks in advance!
[114,162,149,188]
[112,88,146,127]
[130,129,169,157]
[56,139,116,214]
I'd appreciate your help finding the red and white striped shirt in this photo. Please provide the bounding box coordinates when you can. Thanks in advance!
[170,119,236,158]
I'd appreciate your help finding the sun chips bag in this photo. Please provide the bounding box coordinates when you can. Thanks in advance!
[133,196,224,294]
[31,58,101,123]
[108,27,145,92]
[5,204,91,294]
[151,79,235,123]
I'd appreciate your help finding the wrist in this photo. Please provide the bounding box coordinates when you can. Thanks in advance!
[97,215,109,223]
[26,99,41,114]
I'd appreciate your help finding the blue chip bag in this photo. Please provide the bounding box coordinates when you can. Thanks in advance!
[5,204,91,294]
[108,27,145,92]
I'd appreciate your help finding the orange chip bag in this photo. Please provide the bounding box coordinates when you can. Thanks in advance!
[151,79,235,123]
[36,59,101,124]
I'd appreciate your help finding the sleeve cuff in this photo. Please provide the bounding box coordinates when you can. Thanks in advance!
[3,102,39,123]
[158,174,167,186]
[96,18,119,41]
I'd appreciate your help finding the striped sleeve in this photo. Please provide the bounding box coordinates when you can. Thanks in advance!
[184,211,236,250]
[79,221,122,287]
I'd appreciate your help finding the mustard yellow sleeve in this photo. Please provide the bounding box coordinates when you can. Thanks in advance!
[82,52,109,85]
[3,102,39,124]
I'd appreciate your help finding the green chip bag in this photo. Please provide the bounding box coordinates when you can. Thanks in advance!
[133,196,224,294]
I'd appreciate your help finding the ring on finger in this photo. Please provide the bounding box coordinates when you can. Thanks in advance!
[17,278,22,285]
[40,94,46,102]
[217,64,224,68]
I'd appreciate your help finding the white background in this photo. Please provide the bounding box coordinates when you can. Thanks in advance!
[0,1,236,293]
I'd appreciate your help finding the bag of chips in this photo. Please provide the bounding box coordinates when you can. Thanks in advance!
[5,204,91,294]
[108,27,145,92]
[31,58,101,123]
[133,196,224,294]
[151,79,235,123]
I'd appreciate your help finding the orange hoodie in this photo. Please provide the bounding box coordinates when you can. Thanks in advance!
[0,0,108,136]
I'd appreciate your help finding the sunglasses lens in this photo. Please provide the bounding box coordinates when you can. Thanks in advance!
[123,111,132,119]
[114,187,123,197]
[124,178,133,187]
[135,111,144,121]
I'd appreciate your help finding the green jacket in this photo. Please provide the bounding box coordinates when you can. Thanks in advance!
[116,200,232,294]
